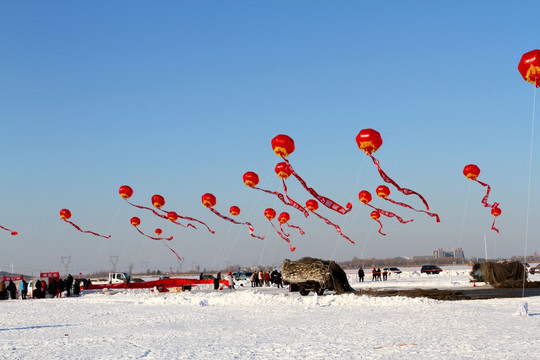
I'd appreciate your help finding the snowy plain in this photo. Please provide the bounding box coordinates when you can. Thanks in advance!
[1,266,540,360]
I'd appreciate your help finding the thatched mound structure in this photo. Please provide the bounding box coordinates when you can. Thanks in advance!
[282,257,354,294]
[470,261,540,288]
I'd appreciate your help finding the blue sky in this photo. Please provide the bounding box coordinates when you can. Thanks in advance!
[1,1,540,275]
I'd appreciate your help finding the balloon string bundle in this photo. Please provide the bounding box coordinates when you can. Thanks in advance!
[305,200,355,244]
[271,135,352,215]
[0,225,17,236]
[202,193,264,240]
[264,208,296,251]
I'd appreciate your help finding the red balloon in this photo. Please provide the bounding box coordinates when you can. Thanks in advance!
[119,185,133,199]
[229,206,241,216]
[152,194,165,209]
[59,209,71,220]
[376,185,390,199]
[130,217,141,226]
[278,212,290,224]
[271,134,295,157]
[243,171,260,187]
[491,207,502,217]
[356,129,383,155]
[155,228,162,236]
[167,211,179,222]
[463,164,481,180]
[202,193,217,208]
[371,210,381,220]
[518,50,540,87]
[264,208,277,220]
[275,162,293,179]
[305,199,319,211]
[358,190,372,204]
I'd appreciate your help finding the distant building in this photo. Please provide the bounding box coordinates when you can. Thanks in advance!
[433,247,465,259]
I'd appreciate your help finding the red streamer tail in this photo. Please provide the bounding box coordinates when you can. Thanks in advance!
[161,240,182,261]
[287,223,305,235]
[491,218,500,234]
[268,220,296,251]
[279,180,310,218]
[385,198,440,222]
[0,225,17,235]
[373,219,386,236]
[124,199,169,220]
[278,223,290,237]
[367,204,413,224]
[311,211,355,244]
[369,155,430,210]
[282,158,353,215]
[209,208,264,240]
[62,219,111,239]
[133,226,173,241]
[176,215,214,233]
[170,219,197,229]
[474,179,499,209]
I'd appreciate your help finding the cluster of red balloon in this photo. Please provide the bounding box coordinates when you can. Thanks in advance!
[201,193,264,240]
[356,129,439,235]
[59,208,111,239]
[463,165,501,233]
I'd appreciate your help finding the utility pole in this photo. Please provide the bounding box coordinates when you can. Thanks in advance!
[110,256,119,272]
[61,256,71,276]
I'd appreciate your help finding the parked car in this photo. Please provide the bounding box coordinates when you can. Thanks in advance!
[383,267,402,274]
[529,266,540,274]
[421,265,443,274]
[233,272,253,281]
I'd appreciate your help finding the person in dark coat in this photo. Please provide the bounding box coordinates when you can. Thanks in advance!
[7,280,17,300]
[66,274,73,297]
[0,281,6,300]
[358,267,365,282]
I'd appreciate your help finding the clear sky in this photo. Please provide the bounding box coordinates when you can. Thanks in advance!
[2,1,540,276]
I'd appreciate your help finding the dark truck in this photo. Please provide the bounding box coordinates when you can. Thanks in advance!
[281,257,355,296]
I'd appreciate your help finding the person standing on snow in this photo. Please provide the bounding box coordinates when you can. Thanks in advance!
[227,272,235,291]
[358,267,365,282]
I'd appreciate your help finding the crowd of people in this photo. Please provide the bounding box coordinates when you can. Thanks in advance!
[249,270,283,288]
[357,267,389,282]
[0,274,92,300]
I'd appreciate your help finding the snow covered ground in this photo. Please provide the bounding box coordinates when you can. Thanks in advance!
[2,266,540,359]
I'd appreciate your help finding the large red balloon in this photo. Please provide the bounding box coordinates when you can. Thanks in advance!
[275,162,293,179]
[463,164,481,180]
[358,190,372,204]
[131,217,141,226]
[271,134,295,157]
[230,206,241,216]
[155,228,163,236]
[119,185,133,199]
[356,129,383,155]
[376,185,390,199]
[60,209,72,220]
[278,212,290,224]
[264,208,277,220]
[518,49,540,87]
[242,171,260,187]
[152,194,165,209]
[202,193,217,208]
[370,210,381,220]
[305,199,319,211]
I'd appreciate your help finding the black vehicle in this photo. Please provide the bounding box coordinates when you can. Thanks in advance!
[421,265,442,274]
[383,267,402,274]
[529,266,540,275]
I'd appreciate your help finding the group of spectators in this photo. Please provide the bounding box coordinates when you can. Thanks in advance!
[249,270,283,288]
[0,274,92,300]
[357,267,389,282]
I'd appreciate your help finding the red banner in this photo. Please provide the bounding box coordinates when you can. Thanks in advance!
[474,179,499,209]
[62,219,111,239]
[268,220,296,251]
[384,198,440,222]
[40,272,60,279]
[311,211,355,244]
[3,275,23,281]
[367,204,413,224]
